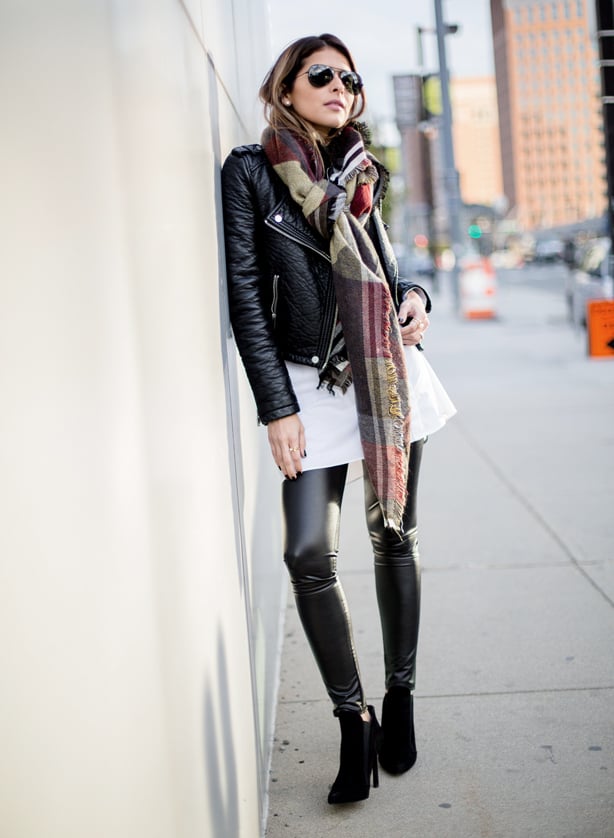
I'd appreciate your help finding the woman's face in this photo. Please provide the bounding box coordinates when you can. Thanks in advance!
[286,47,358,138]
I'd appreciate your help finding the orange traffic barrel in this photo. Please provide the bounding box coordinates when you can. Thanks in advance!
[459,256,497,319]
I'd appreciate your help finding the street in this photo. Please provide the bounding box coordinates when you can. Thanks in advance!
[497,263,571,296]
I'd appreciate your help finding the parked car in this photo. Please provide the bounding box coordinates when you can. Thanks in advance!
[532,238,564,264]
[394,246,436,281]
[405,251,436,279]
[566,237,614,327]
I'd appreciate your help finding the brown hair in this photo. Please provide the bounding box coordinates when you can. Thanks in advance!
[259,33,367,147]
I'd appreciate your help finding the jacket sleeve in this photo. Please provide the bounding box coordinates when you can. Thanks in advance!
[221,150,300,424]
[398,280,432,313]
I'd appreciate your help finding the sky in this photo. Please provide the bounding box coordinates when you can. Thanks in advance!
[266,0,494,137]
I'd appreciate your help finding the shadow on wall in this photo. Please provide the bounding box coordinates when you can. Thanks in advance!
[207,48,262,833]
[208,52,248,593]
[204,627,240,838]
[206,22,285,832]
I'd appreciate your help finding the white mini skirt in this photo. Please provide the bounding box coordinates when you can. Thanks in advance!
[285,345,457,473]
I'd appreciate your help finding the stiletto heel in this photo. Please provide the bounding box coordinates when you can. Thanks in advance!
[369,706,380,790]
[328,705,381,804]
[378,686,417,774]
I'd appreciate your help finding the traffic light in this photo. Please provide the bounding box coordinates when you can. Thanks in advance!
[468,224,482,239]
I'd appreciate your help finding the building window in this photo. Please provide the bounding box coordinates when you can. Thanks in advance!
[527,6,533,23]
[552,2,558,20]
[576,0,583,15]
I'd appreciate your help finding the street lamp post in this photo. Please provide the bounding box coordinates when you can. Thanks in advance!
[416,22,459,70]
[433,0,464,308]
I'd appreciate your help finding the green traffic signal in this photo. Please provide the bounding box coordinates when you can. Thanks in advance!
[468,224,482,239]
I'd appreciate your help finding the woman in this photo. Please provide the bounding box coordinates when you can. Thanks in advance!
[222,33,455,804]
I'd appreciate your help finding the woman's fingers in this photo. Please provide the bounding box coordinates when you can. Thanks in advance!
[398,294,429,345]
[400,313,430,345]
[267,414,306,479]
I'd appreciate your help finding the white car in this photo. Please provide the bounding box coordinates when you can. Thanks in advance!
[567,237,614,328]
[533,238,564,264]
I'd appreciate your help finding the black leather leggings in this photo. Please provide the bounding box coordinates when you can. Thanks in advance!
[282,439,423,714]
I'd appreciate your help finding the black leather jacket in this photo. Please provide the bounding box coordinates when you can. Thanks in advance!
[221,144,431,424]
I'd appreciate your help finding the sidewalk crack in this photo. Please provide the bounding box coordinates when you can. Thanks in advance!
[452,420,614,610]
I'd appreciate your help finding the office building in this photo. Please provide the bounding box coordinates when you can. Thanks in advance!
[451,76,504,207]
[490,0,607,228]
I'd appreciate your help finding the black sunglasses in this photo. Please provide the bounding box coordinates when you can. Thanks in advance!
[298,64,363,96]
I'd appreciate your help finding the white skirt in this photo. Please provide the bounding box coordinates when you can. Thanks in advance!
[285,345,457,473]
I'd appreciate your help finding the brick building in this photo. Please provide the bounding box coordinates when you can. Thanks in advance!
[490,0,607,228]
[451,76,504,207]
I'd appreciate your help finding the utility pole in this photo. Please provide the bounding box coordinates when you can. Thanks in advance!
[596,0,614,258]
[433,0,463,308]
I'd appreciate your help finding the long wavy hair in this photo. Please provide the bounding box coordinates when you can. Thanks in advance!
[259,33,367,150]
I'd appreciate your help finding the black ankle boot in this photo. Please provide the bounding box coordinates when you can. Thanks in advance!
[328,706,380,804]
[378,686,417,774]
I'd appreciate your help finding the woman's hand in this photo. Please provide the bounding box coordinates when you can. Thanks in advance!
[398,289,430,346]
[267,414,306,479]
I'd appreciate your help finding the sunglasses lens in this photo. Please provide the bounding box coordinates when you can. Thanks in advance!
[340,71,362,95]
[306,65,363,95]
[307,65,334,87]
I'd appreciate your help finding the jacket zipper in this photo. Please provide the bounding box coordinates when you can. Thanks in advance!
[265,216,338,369]
[264,217,331,263]
[271,273,279,325]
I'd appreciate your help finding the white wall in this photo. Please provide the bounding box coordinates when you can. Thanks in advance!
[0,2,282,836]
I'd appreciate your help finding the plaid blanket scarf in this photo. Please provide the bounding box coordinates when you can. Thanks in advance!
[262,125,410,532]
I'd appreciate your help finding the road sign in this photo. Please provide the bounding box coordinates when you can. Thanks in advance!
[393,75,423,128]
[587,299,614,357]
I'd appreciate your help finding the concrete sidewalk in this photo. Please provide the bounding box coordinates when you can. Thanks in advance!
[265,272,614,838]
